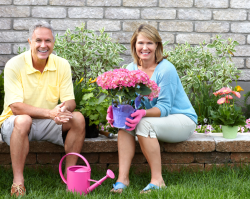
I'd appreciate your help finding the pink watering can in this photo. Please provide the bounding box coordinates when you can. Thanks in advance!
[59,152,115,195]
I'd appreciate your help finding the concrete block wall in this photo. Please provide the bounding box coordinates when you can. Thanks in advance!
[1,134,250,172]
[0,0,250,83]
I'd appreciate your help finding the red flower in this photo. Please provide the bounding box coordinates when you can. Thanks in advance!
[213,87,232,96]
[232,91,241,98]
[217,97,226,104]
[225,95,233,99]
[217,97,231,104]
[220,87,232,94]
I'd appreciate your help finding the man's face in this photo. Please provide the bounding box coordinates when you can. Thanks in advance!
[28,27,55,64]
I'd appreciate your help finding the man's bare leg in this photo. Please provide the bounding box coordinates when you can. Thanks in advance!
[10,115,32,185]
[62,112,85,177]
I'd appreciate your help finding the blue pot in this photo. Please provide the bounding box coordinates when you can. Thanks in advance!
[112,104,135,129]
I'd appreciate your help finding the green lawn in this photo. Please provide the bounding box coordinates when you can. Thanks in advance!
[1,165,250,199]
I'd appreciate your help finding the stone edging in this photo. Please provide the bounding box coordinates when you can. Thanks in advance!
[1,133,250,153]
[1,133,250,172]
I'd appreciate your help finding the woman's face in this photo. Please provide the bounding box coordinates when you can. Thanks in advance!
[135,33,157,63]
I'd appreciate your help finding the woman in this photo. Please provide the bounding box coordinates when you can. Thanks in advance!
[107,24,197,193]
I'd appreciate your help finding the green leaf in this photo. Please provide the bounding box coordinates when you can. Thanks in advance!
[82,93,94,100]
[233,41,239,45]
[207,44,214,48]
[163,41,169,46]
[137,84,151,95]
[89,114,99,120]
[97,94,107,104]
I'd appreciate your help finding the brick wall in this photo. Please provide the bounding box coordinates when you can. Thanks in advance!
[1,133,250,172]
[0,0,250,82]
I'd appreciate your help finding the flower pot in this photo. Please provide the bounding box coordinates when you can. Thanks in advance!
[85,117,99,138]
[112,104,135,129]
[221,125,238,139]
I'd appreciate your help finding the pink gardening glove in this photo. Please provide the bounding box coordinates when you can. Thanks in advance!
[125,109,146,131]
[106,105,114,127]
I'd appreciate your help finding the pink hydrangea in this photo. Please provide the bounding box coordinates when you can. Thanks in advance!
[97,69,160,101]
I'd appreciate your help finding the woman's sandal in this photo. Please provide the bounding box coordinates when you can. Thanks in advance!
[110,182,127,194]
[140,183,166,194]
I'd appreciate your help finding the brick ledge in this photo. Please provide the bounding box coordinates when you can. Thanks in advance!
[1,133,250,172]
[1,133,250,153]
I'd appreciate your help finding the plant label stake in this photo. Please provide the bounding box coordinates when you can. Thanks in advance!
[59,152,115,195]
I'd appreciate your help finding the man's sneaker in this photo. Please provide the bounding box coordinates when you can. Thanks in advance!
[11,183,26,197]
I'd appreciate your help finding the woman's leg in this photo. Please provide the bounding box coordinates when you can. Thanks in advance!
[137,114,196,143]
[137,135,165,187]
[111,129,136,193]
[135,114,196,191]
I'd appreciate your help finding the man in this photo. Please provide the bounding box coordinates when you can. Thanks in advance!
[0,21,85,197]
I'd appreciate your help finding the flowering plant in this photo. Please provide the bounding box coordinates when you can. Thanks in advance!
[96,68,160,107]
[73,77,111,126]
[195,124,222,133]
[194,118,250,134]
[210,86,246,127]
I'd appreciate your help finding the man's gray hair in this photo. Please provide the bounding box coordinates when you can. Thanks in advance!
[29,21,55,41]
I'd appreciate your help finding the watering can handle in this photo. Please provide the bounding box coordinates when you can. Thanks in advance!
[59,152,91,184]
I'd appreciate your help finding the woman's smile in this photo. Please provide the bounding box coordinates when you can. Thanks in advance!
[135,33,157,62]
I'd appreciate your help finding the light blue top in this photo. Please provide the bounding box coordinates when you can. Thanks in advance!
[127,59,197,124]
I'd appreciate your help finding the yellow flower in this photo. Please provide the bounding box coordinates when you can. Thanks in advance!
[90,78,97,83]
[89,78,92,82]
[79,77,83,83]
[236,85,244,92]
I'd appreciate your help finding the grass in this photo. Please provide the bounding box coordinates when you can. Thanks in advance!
[1,165,250,199]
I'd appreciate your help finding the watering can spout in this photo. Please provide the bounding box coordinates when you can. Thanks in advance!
[87,169,115,193]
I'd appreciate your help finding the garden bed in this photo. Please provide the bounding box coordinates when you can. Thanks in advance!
[1,133,250,172]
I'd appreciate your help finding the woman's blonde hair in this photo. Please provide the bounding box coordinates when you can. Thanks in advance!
[130,24,167,66]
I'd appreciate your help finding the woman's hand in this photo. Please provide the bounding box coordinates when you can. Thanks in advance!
[125,109,146,131]
[106,106,114,127]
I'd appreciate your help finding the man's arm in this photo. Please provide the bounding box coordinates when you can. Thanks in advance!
[10,101,74,121]
[62,99,76,113]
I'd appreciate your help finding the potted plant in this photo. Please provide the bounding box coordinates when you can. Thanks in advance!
[54,24,126,137]
[210,86,246,139]
[74,77,111,138]
[96,68,160,128]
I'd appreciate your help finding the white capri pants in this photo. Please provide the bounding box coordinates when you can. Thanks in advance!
[124,114,196,143]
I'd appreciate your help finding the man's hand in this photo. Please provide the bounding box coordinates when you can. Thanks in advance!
[49,102,73,125]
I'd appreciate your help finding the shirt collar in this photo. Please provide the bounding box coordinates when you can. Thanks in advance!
[25,50,56,74]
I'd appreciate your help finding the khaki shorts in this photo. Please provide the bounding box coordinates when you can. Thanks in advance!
[123,114,196,143]
[1,115,64,146]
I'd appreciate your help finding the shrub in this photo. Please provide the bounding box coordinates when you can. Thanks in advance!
[53,23,126,82]
[164,36,241,124]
